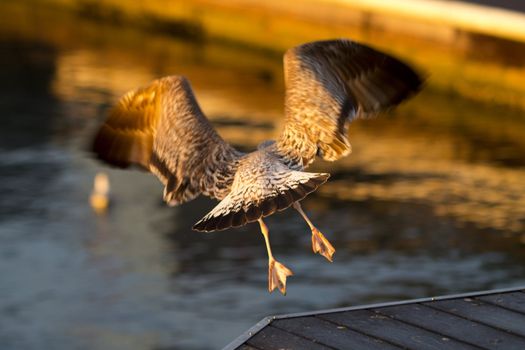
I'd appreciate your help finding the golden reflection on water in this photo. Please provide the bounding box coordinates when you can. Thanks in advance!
[49,44,525,237]
[10,0,524,236]
[52,46,525,235]
[319,133,525,234]
[50,46,283,122]
[51,50,156,102]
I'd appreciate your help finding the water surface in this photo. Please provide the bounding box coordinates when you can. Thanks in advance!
[1,3,525,349]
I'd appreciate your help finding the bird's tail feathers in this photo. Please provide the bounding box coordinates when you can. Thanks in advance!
[193,172,329,232]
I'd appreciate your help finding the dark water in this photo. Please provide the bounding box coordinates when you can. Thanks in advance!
[1,4,525,350]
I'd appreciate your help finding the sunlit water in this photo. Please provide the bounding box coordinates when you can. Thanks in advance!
[1,4,525,350]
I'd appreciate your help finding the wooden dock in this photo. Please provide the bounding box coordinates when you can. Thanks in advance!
[224,286,525,349]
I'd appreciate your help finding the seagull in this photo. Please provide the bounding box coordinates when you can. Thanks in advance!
[92,39,423,294]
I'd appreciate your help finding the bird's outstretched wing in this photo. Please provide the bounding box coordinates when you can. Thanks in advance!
[275,39,423,166]
[92,75,241,205]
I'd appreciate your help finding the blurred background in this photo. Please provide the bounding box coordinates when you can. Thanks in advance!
[1,0,525,349]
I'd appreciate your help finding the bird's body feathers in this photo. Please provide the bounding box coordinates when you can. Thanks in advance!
[193,147,329,231]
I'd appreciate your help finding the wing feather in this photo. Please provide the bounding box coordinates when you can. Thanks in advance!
[276,39,423,166]
[92,75,241,205]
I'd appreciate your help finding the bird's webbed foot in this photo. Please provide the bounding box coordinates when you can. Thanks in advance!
[311,227,336,262]
[268,258,293,295]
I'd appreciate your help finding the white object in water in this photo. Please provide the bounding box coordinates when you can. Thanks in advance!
[90,172,110,214]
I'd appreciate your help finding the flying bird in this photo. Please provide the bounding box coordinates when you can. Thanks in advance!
[92,39,423,294]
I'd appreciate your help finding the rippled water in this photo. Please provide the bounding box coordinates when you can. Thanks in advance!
[1,3,525,349]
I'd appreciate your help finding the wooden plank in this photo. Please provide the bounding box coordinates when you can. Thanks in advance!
[227,317,273,350]
[477,291,525,314]
[273,316,401,350]
[271,286,525,321]
[378,303,525,349]
[246,325,332,350]
[237,346,261,350]
[320,309,477,350]
[426,298,525,337]
[226,287,525,350]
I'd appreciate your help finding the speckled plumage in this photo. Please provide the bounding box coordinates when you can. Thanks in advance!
[92,39,422,232]
[193,148,329,231]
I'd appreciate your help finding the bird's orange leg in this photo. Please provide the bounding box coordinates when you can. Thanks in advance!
[258,218,293,295]
[293,202,335,262]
